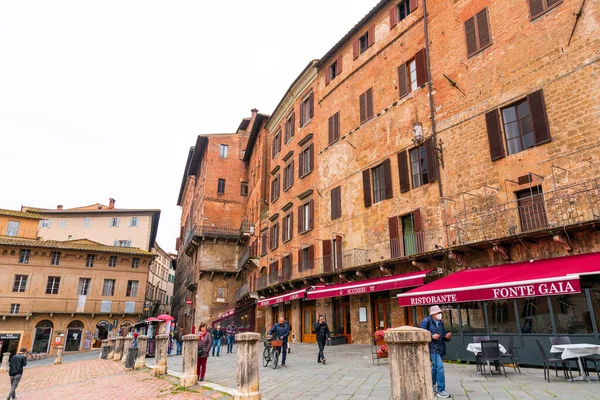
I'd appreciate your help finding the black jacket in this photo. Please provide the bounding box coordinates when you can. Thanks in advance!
[9,354,27,376]
[314,322,331,342]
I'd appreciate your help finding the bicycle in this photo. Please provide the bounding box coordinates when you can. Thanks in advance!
[262,336,282,369]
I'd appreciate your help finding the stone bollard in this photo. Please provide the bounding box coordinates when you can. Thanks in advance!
[113,336,124,361]
[100,340,109,359]
[179,334,199,388]
[122,337,133,365]
[151,334,169,376]
[385,326,434,400]
[54,346,64,365]
[108,338,116,359]
[0,352,10,372]
[235,332,261,400]
[134,335,148,370]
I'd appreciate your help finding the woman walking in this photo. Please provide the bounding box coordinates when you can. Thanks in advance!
[196,323,212,381]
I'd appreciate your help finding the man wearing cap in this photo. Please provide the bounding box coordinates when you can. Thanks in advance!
[420,305,452,398]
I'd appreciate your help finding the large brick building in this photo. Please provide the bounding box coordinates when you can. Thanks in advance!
[175,0,600,363]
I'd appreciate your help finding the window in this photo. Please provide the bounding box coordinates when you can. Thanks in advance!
[298,201,314,234]
[359,88,374,124]
[103,279,115,296]
[299,92,314,127]
[298,245,314,271]
[269,223,279,250]
[13,275,27,292]
[362,159,393,207]
[9,304,20,314]
[19,249,30,264]
[398,139,436,192]
[487,300,518,333]
[220,144,228,158]
[241,182,249,196]
[299,144,314,178]
[465,8,492,57]
[218,178,226,194]
[115,240,131,247]
[282,213,293,243]
[109,217,119,227]
[409,147,429,189]
[86,254,95,267]
[529,0,562,20]
[325,56,343,85]
[283,161,294,191]
[285,113,295,143]
[101,300,112,312]
[260,229,268,256]
[46,277,61,294]
[132,257,140,269]
[486,90,551,161]
[83,217,90,228]
[270,174,280,203]
[78,278,91,296]
[331,186,342,220]
[217,287,226,301]
[50,251,61,266]
[353,25,375,59]
[272,130,282,158]
[130,217,138,227]
[6,221,19,237]
[460,302,486,333]
[516,186,548,232]
[328,112,340,145]
[39,219,50,228]
[398,50,426,98]
[126,280,139,297]
[394,0,414,25]
[60,219,67,229]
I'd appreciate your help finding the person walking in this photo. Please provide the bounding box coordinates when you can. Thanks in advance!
[268,317,290,367]
[168,326,174,355]
[175,327,184,355]
[211,325,224,357]
[314,316,331,364]
[7,347,27,400]
[420,305,452,398]
[196,323,212,382]
[226,321,236,354]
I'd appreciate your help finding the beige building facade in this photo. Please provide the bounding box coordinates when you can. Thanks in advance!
[146,243,176,317]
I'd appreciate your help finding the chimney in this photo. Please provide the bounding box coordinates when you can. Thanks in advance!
[57,205,63,211]
[251,108,258,118]
[108,198,116,209]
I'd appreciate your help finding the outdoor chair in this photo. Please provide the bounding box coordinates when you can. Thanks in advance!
[550,336,572,346]
[535,339,573,382]
[480,340,506,378]
[582,354,600,379]
[501,336,521,374]
[473,336,490,372]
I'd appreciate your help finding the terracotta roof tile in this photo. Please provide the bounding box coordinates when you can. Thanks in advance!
[0,236,153,256]
[0,209,44,220]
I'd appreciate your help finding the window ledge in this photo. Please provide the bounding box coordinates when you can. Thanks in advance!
[299,228,313,235]
[467,42,493,59]
[300,170,313,179]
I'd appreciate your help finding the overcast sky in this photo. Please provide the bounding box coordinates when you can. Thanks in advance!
[0,0,379,253]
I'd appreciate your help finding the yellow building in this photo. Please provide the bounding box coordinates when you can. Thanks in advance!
[0,209,42,239]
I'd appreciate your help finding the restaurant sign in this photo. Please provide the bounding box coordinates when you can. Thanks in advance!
[257,289,306,307]
[0,333,21,340]
[398,278,580,307]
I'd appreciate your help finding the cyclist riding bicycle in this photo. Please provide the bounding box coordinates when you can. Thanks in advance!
[268,317,290,367]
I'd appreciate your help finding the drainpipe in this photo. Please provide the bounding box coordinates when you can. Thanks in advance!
[422,0,443,199]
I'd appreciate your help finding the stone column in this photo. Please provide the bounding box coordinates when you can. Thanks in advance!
[235,332,261,400]
[0,352,10,372]
[134,335,148,370]
[54,346,64,365]
[385,326,433,400]
[108,338,116,359]
[151,334,168,376]
[179,334,199,388]
[122,337,133,365]
[100,340,108,359]
[113,336,124,361]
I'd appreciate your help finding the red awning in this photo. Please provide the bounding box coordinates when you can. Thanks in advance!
[257,288,311,307]
[398,253,600,307]
[306,270,433,300]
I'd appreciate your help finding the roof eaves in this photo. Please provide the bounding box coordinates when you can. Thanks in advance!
[177,147,195,206]
[243,113,270,162]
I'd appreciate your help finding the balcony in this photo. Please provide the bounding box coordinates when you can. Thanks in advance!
[238,242,259,270]
[256,275,267,290]
[183,221,254,256]
[236,283,249,301]
[0,226,38,239]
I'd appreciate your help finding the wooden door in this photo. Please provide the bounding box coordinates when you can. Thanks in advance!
[517,186,548,232]
[334,302,352,343]
[272,310,280,328]
[301,306,316,342]
[373,298,392,331]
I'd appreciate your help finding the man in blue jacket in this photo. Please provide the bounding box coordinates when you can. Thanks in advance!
[420,305,452,398]
[268,317,290,367]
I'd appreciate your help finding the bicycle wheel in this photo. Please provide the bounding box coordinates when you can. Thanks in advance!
[263,347,271,367]
[272,347,280,369]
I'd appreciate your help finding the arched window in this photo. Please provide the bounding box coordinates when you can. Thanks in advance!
[67,320,84,329]
[36,320,54,329]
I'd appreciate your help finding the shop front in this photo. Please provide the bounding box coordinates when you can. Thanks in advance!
[257,287,315,342]
[211,303,256,333]
[0,333,22,357]
[398,253,600,366]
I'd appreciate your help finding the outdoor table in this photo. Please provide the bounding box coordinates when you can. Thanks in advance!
[467,342,507,375]
[550,343,600,382]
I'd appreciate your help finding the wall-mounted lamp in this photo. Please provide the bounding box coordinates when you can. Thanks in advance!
[412,122,444,169]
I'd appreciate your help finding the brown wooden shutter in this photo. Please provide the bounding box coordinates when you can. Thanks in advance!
[335,235,343,269]
[308,245,315,269]
[308,143,314,172]
[309,92,314,119]
[270,179,274,203]
[290,160,294,187]
[383,158,393,199]
[282,215,287,242]
[328,115,334,144]
[415,49,427,87]
[278,134,282,153]
[337,55,343,74]
[298,249,303,272]
[397,151,410,193]
[368,25,375,47]
[485,109,505,161]
[528,90,551,145]
[271,138,276,158]
[465,16,477,57]
[362,169,372,207]
[334,112,340,141]
[325,66,331,85]
[298,149,304,178]
[298,205,304,233]
[299,102,304,127]
[424,137,437,183]
[412,208,425,253]
[353,39,359,60]
[477,8,491,49]
[322,240,332,272]
[389,6,398,28]
[398,63,409,98]
[289,212,293,239]
[410,0,418,12]
[308,199,314,230]
[389,216,400,258]
[366,88,374,119]
[528,0,544,19]
[359,92,366,123]
[291,111,295,135]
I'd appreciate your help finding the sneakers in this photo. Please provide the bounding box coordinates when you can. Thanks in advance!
[436,390,451,398]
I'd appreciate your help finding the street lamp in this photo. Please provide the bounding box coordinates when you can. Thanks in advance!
[411,122,444,169]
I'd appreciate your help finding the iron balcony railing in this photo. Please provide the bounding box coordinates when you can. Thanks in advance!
[236,283,249,300]
[256,275,267,291]
[238,242,258,270]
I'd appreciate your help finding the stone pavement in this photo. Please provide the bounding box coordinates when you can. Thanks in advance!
[153,342,600,399]
[1,357,230,400]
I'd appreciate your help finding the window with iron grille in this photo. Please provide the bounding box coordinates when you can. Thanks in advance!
[50,251,61,266]
[103,279,115,296]
[46,276,61,295]
[109,256,118,267]
[9,304,20,314]
[12,275,27,292]
[126,280,138,297]
[78,278,91,296]
[132,257,140,269]
[86,254,95,267]
[19,249,30,264]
